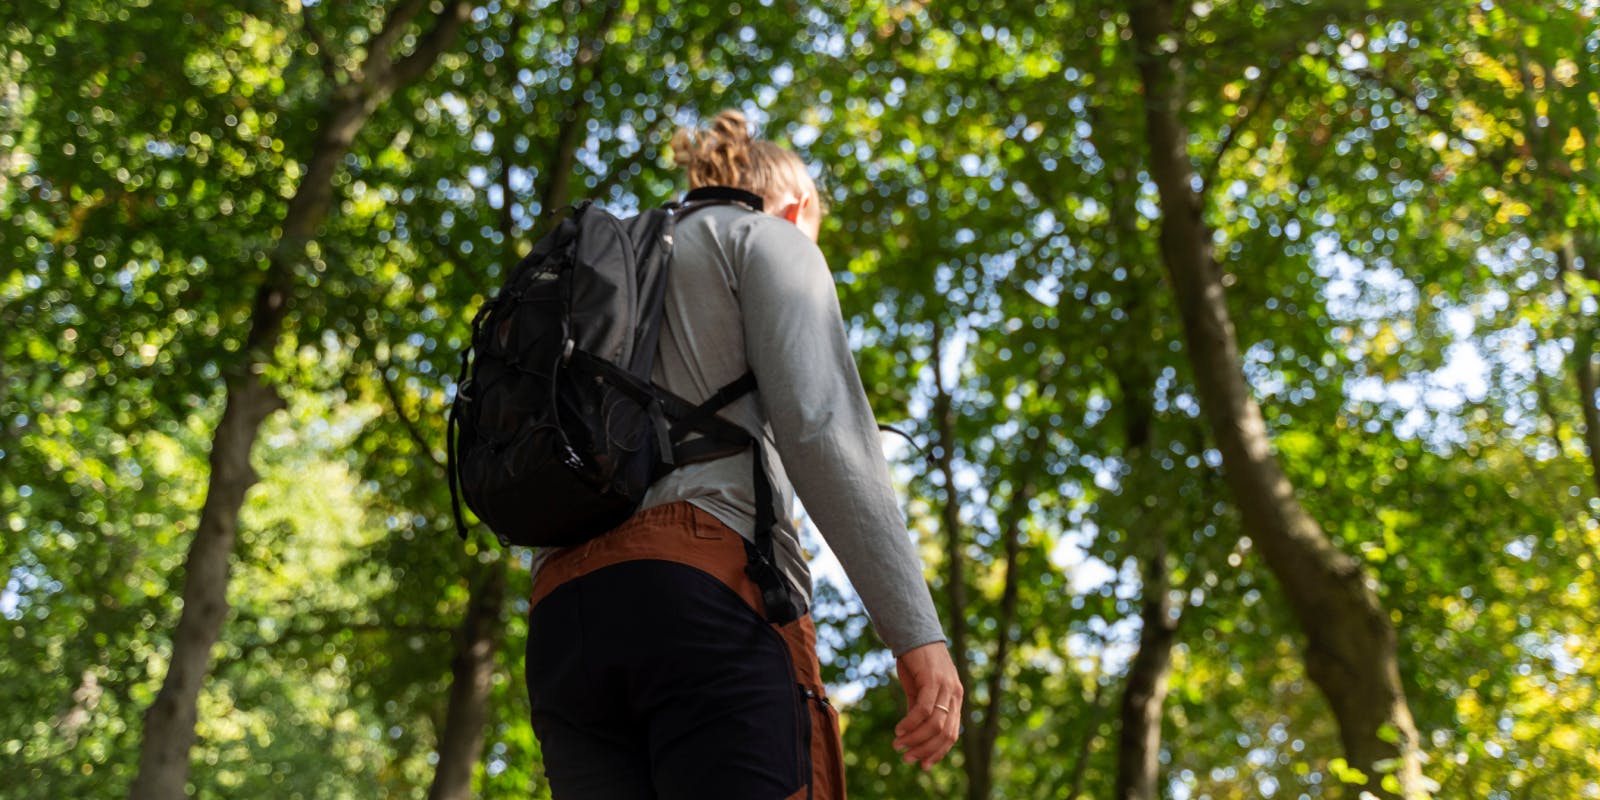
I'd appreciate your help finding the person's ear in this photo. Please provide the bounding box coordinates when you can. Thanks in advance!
[777,196,803,225]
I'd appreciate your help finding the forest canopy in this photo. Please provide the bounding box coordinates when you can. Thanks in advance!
[3,1,1598,798]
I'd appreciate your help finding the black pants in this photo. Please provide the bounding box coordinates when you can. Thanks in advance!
[525,503,843,800]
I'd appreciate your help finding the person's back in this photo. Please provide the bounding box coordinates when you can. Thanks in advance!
[525,110,961,800]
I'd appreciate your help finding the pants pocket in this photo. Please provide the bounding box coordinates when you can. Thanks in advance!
[800,684,846,799]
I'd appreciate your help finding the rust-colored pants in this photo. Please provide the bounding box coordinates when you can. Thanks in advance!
[528,502,846,799]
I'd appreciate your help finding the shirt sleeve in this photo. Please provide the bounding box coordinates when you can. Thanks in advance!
[735,219,947,656]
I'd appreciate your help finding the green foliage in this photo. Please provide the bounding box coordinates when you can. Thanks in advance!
[4,0,1599,797]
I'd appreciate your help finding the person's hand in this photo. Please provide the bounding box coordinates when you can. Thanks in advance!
[892,642,962,770]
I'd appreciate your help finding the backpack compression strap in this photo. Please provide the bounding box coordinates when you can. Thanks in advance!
[570,353,801,624]
[449,299,502,543]
[654,374,801,624]
[665,188,800,623]
[648,372,803,623]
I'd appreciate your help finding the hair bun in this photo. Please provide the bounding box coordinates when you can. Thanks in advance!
[672,110,753,187]
[669,109,822,222]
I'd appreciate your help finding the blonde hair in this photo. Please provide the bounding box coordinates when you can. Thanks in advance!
[670,110,826,216]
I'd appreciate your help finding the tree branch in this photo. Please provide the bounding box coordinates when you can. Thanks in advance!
[492,11,528,264]
[378,361,447,474]
[538,0,625,217]
[928,317,977,774]
[974,429,1049,783]
[1348,63,1518,178]
[1199,55,1291,196]
[383,1,475,97]
[1528,332,1569,454]
[590,123,671,202]
[214,616,455,673]
[1054,594,1122,800]
[299,3,345,85]
[367,0,432,75]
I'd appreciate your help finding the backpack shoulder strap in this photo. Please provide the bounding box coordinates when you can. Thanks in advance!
[659,370,800,623]
[646,187,802,622]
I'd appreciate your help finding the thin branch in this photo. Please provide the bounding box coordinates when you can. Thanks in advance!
[492,9,528,269]
[1347,63,1519,178]
[538,0,625,217]
[299,3,345,85]
[1199,55,1291,196]
[1528,334,1569,454]
[378,361,447,474]
[214,618,455,672]
[367,0,432,75]
[1553,235,1600,506]
[383,1,475,97]
[590,127,668,202]
[975,430,1048,770]
[1060,675,1108,800]
[1053,582,1124,800]
[928,317,977,770]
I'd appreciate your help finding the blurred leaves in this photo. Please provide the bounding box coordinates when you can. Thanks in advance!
[3,0,1599,797]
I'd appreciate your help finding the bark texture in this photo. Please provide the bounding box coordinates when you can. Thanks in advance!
[967,432,1046,800]
[128,5,473,798]
[1111,355,1176,800]
[1556,236,1600,501]
[929,322,978,793]
[1125,1,1425,796]
[1114,536,1174,800]
[426,562,507,800]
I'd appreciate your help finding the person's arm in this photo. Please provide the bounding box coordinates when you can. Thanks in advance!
[736,220,942,653]
[737,220,960,769]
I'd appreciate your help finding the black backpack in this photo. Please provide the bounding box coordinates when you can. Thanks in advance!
[446,186,800,622]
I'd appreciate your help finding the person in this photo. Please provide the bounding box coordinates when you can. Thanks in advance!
[524,109,961,799]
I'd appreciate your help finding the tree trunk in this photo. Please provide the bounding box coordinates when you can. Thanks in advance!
[427,561,507,800]
[1111,364,1176,800]
[1555,236,1600,501]
[128,6,472,798]
[968,432,1046,800]
[128,352,287,800]
[1125,2,1425,797]
[1096,103,1179,799]
[1059,648,1111,800]
[1114,535,1174,800]
[929,321,978,797]
[423,36,530,788]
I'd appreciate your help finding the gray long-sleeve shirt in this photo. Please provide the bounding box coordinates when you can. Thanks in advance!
[533,203,946,656]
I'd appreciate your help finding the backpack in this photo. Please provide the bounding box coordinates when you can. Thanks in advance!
[446,186,800,622]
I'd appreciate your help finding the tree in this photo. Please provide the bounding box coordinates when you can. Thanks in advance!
[128,3,473,797]
[7,2,1600,798]
[1123,0,1427,794]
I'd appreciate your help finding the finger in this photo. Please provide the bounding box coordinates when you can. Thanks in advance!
[895,711,943,756]
[919,707,962,769]
[893,698,935,743]
[893,678,934,739]
[908,709,960,769]
[904,720,954,768]
[904,734,947,766]
[907,690,962,768]
[895,695,955,755]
